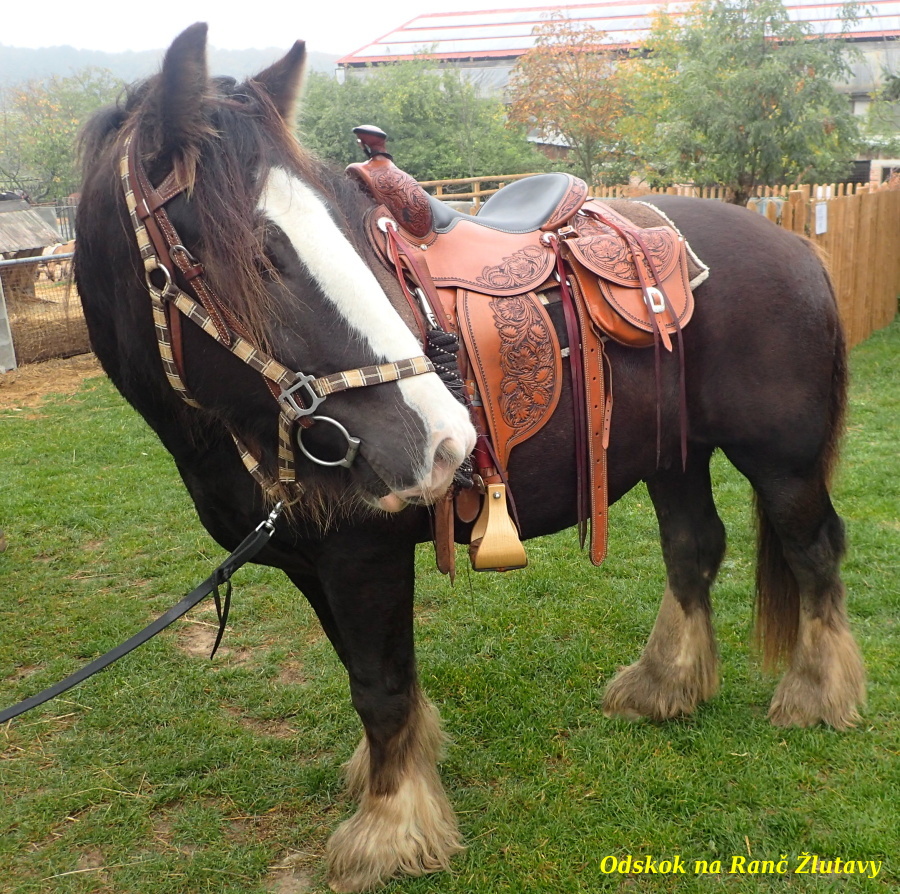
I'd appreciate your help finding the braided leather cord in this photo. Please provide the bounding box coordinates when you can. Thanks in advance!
[425,328,473,488]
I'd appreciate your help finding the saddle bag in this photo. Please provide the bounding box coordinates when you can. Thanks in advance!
[561,202,694,348]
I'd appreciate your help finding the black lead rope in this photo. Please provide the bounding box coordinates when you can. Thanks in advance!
[0,503,283,726]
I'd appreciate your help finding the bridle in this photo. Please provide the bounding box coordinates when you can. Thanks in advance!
[120,130,436,487]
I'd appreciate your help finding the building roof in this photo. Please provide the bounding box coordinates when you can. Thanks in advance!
[0,199,61,253]
[338,0,900,66]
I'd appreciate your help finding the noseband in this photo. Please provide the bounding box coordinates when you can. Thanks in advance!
[120,131,435,486]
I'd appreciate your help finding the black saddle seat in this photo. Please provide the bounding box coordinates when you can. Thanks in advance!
[429,172,582,235]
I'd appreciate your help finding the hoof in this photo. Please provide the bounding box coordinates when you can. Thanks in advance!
[768,616,866,730]
[603,658,717,721]
[603,587,719,721]
[326,776,464,892]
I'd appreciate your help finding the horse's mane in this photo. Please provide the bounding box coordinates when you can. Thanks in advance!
[79,73,374,353]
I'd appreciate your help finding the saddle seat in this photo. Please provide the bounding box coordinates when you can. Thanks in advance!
[429,172,589,234]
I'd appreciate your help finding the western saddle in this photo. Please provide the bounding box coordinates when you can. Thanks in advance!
[347,126,702,576]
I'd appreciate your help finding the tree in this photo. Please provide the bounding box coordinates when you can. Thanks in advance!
[0,67,124,200]
[620,0,861,204]
[862,69,900,158]
[507,15,629,185]
[299,61,547,181]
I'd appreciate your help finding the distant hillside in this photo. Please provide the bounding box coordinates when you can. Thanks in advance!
[0,45,340,87]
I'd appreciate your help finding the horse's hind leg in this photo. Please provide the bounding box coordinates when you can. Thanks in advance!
[291,528,462,892]
[604,450,724,720]
[749,472,865,729]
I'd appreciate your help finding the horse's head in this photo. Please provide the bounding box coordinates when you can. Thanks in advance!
[77,24,475,515]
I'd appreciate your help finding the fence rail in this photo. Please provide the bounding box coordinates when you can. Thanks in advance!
[418,173,543,208]
[419,175,878,207]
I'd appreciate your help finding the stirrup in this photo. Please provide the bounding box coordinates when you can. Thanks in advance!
[468,483,527,571]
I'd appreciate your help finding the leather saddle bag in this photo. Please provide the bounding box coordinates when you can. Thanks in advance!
[562,202,694,348]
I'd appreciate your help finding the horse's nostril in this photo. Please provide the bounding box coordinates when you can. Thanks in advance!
[434,436,465,472]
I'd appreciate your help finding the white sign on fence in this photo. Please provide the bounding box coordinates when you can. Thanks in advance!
[815,202,828,235]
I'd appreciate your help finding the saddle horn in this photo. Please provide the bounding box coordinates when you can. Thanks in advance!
[353,125,391,160]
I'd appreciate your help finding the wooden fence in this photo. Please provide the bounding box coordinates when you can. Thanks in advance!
[782,186,900,348]
[421,176,900,347]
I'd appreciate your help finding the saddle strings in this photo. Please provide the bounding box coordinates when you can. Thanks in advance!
[581,207,689,471]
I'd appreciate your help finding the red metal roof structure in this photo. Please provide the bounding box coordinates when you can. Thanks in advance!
[338,0,900,67]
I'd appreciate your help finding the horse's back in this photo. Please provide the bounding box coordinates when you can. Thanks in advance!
[647,196,845,464]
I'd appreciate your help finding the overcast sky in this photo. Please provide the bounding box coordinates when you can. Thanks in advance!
[2,0,557,57]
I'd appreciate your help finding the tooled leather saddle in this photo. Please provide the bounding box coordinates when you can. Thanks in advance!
[347,126,707,575]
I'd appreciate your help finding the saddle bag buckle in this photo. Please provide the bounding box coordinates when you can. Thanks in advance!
[644,286,667,314]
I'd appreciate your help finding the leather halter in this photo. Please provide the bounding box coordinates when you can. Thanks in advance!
[119,131,436,487]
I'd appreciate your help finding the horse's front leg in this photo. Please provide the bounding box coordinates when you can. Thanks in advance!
[604,451,724,720]
[291,521,462,892]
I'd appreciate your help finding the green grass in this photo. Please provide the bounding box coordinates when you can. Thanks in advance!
[1,319,898,893]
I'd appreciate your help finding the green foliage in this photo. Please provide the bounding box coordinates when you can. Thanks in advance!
[0,67,124,200]
[298,62,547,181]
[862,69,900,157]
[507,15,630,185]
[621,0,862,203]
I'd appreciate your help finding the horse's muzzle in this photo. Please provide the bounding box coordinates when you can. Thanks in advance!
[376,433,473,512]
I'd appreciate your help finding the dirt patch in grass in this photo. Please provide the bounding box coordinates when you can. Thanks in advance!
[223,705,300,740]
[0,353,102,409]
[266,854,317,893]
[276,661,309,688]
[174,619,253,665]
[75,846,109,879]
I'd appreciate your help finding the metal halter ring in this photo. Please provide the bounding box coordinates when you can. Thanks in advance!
[146,261,172,294]
[296,416,361,469]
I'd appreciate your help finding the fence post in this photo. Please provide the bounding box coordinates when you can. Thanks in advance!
[787,190,807,234]
[0,275,17,371]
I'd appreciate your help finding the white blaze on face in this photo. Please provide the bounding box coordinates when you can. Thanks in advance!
[258,167,475,495]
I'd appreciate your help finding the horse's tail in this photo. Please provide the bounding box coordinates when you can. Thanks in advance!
[753,267,848,670]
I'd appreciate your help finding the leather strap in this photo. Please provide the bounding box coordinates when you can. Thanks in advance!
[0,504,284,724]
[566,276,609,565]
[548,236,589,545]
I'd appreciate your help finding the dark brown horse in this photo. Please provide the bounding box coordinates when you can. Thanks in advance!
[73,25,864,892]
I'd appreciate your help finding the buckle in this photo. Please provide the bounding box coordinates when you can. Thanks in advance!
[279,373,326,418]
[644,286,667,314]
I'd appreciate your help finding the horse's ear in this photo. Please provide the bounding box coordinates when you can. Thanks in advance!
[252,41,307,120]
[157,22,210,155]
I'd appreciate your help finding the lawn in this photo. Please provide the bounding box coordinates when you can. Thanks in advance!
[1,319,897,893]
